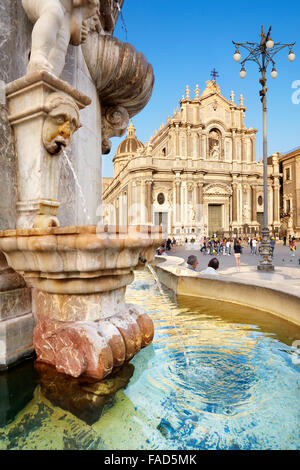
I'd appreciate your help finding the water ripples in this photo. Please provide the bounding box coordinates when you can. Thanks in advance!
[123,271,300,449]
[1,270,299,450]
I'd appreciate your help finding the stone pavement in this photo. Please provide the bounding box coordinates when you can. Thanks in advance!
[164,242,300,288]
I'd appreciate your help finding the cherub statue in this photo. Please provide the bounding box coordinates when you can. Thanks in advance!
[22,0,99,77]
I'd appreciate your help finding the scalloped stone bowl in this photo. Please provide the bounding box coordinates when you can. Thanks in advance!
[0,225,164,379]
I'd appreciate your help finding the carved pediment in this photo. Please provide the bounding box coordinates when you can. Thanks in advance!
[203,183,232,196]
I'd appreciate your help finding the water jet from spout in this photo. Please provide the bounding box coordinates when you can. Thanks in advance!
[62,149,91,224]
[145,261,190,370]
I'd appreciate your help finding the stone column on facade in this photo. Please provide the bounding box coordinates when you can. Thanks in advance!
[196,181,204,227]
[251,137,256,162]
[140,180,146,224]
[135,181,141,224]
[273,180,280,225]
[232,131,237,162]
[202,135,206,160]
[224,200,230,233]
[206,135,209,160]
[232,183,238,222]
[197,129,202,160]
[180,181,185,229]
[221,136,225,161]
[251,184,257,223]
[192,133,197,160]
[241,136,245,162]
[175,124,179,156]
[118,194,122,225]
[184,182,188,227]
[127,181,134,224]
[186,127,191,157]
[268,183,273,228]
[145,180,153,224]
[175,179,181,226]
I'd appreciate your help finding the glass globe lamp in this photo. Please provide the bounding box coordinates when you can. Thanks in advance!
[288,50,296,61]
[240,67,247,79]
[271,67,278,79]
[233,49,241,62]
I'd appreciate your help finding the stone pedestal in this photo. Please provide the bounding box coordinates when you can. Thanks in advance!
[0,225,163,379]
[257,227,274,272]
[0,253,33,369]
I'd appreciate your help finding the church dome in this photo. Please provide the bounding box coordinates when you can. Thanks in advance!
[115,121,144,156]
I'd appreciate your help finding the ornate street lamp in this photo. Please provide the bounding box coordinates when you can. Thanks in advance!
[233,26,296,272]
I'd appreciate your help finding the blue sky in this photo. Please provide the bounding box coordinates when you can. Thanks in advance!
[103,0,300,176]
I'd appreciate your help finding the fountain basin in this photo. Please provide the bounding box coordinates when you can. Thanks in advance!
[0,225,164,379]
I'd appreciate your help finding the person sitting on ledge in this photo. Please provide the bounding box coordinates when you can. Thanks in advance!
[156,245,167,256]
[201,257,219,275]
[187,255,199,272]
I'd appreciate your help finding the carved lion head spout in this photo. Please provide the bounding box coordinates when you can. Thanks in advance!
[42,92,81,155]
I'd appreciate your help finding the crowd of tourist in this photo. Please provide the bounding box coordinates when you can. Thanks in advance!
[156,233,298,274]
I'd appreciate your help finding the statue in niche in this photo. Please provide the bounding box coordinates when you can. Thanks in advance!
[242,203,249,220]
[209,129,221,160]
[187,204,196,223]
[22,0,99,76]
[42,92,81,155]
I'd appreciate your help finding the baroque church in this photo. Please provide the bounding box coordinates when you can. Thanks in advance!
[102,79,281,238]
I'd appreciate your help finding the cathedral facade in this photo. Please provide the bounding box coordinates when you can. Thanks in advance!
[102,80,281,238]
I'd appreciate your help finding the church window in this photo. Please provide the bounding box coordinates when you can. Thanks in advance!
[157,193,165,205]
[286,199,291,213]
[258,195,263,206]
[285,168,290,181]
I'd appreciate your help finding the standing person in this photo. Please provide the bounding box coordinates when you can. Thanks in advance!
[283,235,287,246]
[270,237,276,257]
[250,237,253,254]
[290,239,296,256]
[166,238,172,251]
[229,239,233,256]
[184,237,188,251]
[252,237,257,255]
[233,238,242,272]
[171,237,176,253]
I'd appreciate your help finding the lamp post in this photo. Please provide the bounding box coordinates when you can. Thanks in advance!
[233,26,296,272]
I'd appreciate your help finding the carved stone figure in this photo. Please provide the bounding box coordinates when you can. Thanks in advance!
[209,129,221,160]
[210,142,220,160]
[42,92,81,155]
[101,106,129,155]
[242,203,249,220]
[22,0,99,76]
[188,204,196,223]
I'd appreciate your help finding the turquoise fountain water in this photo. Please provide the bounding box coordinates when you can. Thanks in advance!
[0,270,299,450]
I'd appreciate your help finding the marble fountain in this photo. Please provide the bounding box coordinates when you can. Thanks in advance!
[0,0,163,379]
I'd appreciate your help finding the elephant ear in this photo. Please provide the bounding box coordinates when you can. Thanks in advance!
[81,32,154,120]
